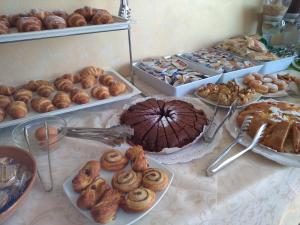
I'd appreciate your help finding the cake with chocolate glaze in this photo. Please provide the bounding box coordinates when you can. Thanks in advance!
[120,98,208,152]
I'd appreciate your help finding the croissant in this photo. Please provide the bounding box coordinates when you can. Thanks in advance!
[30,9,51,20]
[31,97,55,113]
[9,13,29,27]
[0,108,5,122]
[37,84,55,97]
[81,75,96,89]
[70,88,90,104]
[52,10,69,21]
[91,86,110,100]
[0,22,8,35]
[99,74,115,86]
[7,101,28,119]
[67,13,87,27]
[14,88,33,104]
[0,95,12,109]
[24,80,51,91]
[0,15,10,28]
[91,189,121,224]
[80,66,104,78]
[92,10,114,25]
[54,78,73,92]
[109,82,126,96]
[74,6,97,21]
[17,17,42,32]
[59,74,81,83]
[52,92,71,109]
[44,15,66,29]
[0,85,16,96]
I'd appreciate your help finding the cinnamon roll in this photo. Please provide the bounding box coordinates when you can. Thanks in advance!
[100,150,128,171]
[142,168,169,192]
[112,170,142,193]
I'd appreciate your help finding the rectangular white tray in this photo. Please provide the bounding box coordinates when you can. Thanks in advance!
[0,16,129,43]
[0,68,141,129]
[259,56,296,74]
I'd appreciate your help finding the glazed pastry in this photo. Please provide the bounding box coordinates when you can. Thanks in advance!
[31,97,55,113]
[7,101,28,119]
[254,84,269,94]
[72,160,101,193]
[59,74,81,83]
[80,66,104,78]
[0,85,16,96]
[132,151,148,172]
[126,145,144,161]
[52,92,71,109]
[99,74,115,86]
[91,10,114,25]
[67,13,87,27]
[100,150,128,171]
[265,83,278,93]
[109,82,126,96]
[24,80,51,91]
[0,108,5,122]
[91,86,110,100]
[30,8,50,20]
[70,88,90,104]
[91,189,121,224]
[0,15,10,28]
[75,6,97,21]
[17,17,42,32]
[142,168,169,192]
[0,95,12,109]
[44,15,66,29]
[52,10,69,20]
[37,84,55,97]
[35,126,58,141]
[0,22,8,34]
[54,78,73,92]
[77,177,110,209]
[81,75,96,89]
[14,88,33,103]
[121,187,156,212]
[112,170,142,193]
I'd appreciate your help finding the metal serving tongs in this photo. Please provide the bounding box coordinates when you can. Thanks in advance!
[206,117,267,176]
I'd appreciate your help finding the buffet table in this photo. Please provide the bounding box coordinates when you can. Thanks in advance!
[1,79,300,225]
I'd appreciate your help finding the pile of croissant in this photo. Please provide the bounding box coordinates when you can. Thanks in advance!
[0,6,114,35]
[0,65,127,122]
[72,145,169,224]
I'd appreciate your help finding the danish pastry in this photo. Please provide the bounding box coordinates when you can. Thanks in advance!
[112,170,142,193]
[0,22,8,34]
[75,6,97,21]
[126,145,144,161]
[81,75,96,89]
[0,85,16,96]
[91,189,121,224]
[31,97,55,113]
[109,82,126,96]
[24,80,51,92]
[0,95,12,109]
[91,10,114,25]
[52,92,71,109]
[52,10,69,20]
[100,150,128,171]
[77,177,110,209]
[121,187,156,212]
[72,160,101,193]
[44,15,66,29]
[54,78,73,92]
[37,84,55,97]
[17,17,42,32]
[14,89,33,103]
[80,66,104,78]
[71,88,90,104]
[142,168,169,192]
[99,74,115,86]
[132,151,148,172]
[91,86,110,100]
[7,101,28,119]
[0,108,5,122]
[67,13,87,27]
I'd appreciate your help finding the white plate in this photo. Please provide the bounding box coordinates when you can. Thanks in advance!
[63,156,174,225]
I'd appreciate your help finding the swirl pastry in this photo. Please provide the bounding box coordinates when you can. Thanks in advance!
[14,89,33,103]
[132,151,148,172]
[52,10,69,20]
[67,13,87,27]
[31,97,55,113]
[29,8,50,20]
[91,189,121,224]
[121,187,156,212]
[0,95,12,109]
[37,84,55,97]
[91,86,110,100]
[0,85,16,96]
[100,150,128,171]
[0,22,8,34]
[17,17,42,32]
[80,66,104,78]
[24,80,51,91]
[77,177,110,209]
[126,145,144,161]
[0,15,10,28]
[60,74,81,83]
[109,82,126,96]
[44,15,66,29]
[75,6,97,21]
[7,101,28,119]
[52,92,71,109]
[91,10,114,25]
[112,170,142,193]
[0,108,5,122]
[81,75,96,89]
[71,88,90,104]
[99,74,115,86]
[72,160,100,193]
[142,168,169,192]
[54,78,73,92]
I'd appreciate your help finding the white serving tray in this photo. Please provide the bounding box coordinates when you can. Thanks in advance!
[259,56,296,74]
[0,68,141,129]
[0,16,129,43]
[63,156,174,225]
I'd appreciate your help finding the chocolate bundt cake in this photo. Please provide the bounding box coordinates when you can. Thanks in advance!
[120,98,208,152]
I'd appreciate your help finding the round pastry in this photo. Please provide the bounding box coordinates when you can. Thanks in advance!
[7,101,28,119]
[17,16,42,32]
[91,86,110,100]
[67,13,87,27]
[0,85,16,96]
[254,84,269,94]
[112,170,142,193]
[80,66,104,78]
[31,97,55,113]
[35,126,58,141]
[109,82,126,96]
[274,80,288,90]
[74,6,97,21]
[70,88,90,104]
[52,10,69,20]
[99,74,115,86]
[44,15,66,29]
[142,168,169,192]
[81,75,96,89]
[52,92,71,109]
[265,83,279,93]
[24,80,51,92]
[37,84,55,97]
[243,74,255,85]
[121,187,156,212]
[91,10,114,25]
[0,108,6,122]
[100,150,128,171]
[120,98,208,152]
[248,79,263,89]
[0,95,12,109]
[0,22,8,34]
[14,88,33,103]
[54,78,73,92]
